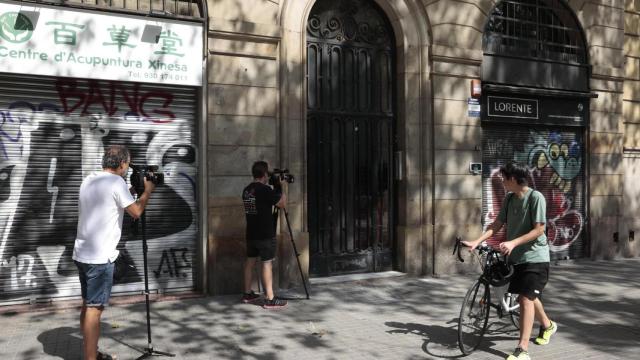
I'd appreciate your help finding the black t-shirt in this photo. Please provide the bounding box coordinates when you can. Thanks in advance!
[242,182,281,241]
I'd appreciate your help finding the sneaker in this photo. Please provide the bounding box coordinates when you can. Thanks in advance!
[505,347,530,360]
[534,320,557,345]
[240,290,261,304]
[263,297,287,309]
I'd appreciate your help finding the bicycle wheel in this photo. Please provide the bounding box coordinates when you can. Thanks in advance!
[510,309,520,330]
[505,293,520,330]
[458,280,491,355]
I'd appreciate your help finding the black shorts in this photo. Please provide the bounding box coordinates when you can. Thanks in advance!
[508,262,549,300]
[247,238,276,262]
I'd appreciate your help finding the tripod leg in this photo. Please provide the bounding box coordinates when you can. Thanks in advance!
[283,209,310,299]
[136,213,175,358]
[141,213,153,349]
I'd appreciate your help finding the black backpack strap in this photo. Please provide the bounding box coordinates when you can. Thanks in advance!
[504,192,513,224]
[529,190,547,235]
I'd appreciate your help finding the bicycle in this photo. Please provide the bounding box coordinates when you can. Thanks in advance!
[453,236,521,355]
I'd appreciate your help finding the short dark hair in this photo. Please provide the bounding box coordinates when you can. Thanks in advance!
[500,160,528,185]
[251,161,269,179]
[102,145,130,170]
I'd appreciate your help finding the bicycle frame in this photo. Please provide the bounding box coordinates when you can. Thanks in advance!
[454,237,520,355]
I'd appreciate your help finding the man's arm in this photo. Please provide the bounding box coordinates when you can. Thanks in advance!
[462,219,504,249]
[499,223,545,255]
[272,180,287,209]
[275,187,286,208]
[126,178,156,219]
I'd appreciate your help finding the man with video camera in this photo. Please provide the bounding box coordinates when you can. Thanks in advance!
[72,145,156,360]
[241,161,288,309]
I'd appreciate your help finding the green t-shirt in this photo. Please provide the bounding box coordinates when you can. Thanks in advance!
[497,188,549,265]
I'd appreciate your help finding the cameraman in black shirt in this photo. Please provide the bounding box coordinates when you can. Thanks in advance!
[241,161,287,309]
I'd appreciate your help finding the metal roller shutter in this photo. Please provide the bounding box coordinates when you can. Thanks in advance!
[482,124,587,260]
[0,73,198,305]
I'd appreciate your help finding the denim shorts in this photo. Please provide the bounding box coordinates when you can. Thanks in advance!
[75,260,115,307]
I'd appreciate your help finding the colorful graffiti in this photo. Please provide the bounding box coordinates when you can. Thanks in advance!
[484,130,584,253]
[0,77,197,302]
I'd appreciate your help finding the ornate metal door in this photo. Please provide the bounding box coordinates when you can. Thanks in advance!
[306,0,396,276]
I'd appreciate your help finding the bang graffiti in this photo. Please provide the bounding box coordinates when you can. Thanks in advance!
[0,76,198,303]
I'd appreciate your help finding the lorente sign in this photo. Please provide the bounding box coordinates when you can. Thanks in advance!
[0,1,202,86]
[487,96,539,119]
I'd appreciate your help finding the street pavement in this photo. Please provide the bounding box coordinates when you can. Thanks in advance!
[1,258,639,359]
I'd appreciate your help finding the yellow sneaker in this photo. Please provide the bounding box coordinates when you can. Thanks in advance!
[534,320,558,345]
[506,347,530,360]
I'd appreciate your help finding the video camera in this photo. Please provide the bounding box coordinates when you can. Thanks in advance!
[268,168,294,187]
[130,164,164,194]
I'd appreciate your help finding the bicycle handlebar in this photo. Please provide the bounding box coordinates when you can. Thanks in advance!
[453,236,465,262]
[454,236,496,263]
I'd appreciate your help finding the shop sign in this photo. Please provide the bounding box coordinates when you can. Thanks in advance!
[488,96,538,119]
[467,97,481,118]
[0,0,202,86]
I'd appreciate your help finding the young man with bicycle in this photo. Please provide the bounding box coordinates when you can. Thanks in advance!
[463,161,557,360]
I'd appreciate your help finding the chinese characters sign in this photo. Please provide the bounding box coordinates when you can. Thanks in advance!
[0,1,203,86]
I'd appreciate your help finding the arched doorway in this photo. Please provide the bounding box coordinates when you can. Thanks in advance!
[306,0,397,276]
[480,0,592,260]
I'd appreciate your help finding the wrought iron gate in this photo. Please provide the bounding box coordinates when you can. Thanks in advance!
[306,0,396,276]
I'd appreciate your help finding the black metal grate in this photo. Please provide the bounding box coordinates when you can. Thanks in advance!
[16,0,205,21]
[483,0,586,64]
[306,0,396,276]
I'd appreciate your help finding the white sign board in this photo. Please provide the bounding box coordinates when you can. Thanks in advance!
[467,97,481,118]
[0,1,203,86]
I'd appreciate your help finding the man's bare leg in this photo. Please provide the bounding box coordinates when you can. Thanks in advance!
[533,297,551,329]
[244,257,258,293]
[518,296,535,351]
[82,306,103,360]
[261,260,274,300]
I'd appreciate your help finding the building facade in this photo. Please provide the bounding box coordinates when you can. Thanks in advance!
[0,0,638,303]
[207,0,639,294]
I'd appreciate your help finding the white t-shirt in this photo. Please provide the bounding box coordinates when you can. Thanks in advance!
[73,171,136,264]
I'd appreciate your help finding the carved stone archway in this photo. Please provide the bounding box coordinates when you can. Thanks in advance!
[279,0,433,279]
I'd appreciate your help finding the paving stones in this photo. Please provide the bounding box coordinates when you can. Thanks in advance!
[0,258,638,359]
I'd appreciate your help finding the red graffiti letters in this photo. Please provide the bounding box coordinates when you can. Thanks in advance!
[55,79,175,123]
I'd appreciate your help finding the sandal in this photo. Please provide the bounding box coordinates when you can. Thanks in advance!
[97,351,117,360]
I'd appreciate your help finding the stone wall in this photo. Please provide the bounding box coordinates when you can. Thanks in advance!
[204,0,635,295]
[207,0,281,294]
[622,0,640,257]
[425,0,488,275]
[578,0,626,259]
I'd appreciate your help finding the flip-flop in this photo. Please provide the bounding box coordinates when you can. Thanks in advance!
[97,351,117,360]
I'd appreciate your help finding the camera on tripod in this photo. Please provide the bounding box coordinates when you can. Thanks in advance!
[268,168,294,187]
[130,165,164,194]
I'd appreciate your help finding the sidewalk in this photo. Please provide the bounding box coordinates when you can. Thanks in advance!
[1,258,639,359]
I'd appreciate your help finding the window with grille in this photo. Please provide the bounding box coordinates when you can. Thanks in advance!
[483,0,586,64]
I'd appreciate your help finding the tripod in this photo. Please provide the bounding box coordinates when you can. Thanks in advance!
[134,211,175,359]
[272,206,310,299]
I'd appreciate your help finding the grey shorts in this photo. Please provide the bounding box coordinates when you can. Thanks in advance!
[247,238,276,262]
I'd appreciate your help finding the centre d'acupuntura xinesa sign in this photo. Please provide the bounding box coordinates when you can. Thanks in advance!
[0,0,203,86]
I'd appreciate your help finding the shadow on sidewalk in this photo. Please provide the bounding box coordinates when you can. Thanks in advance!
[385,320,515,359]
[37,326,82,360]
